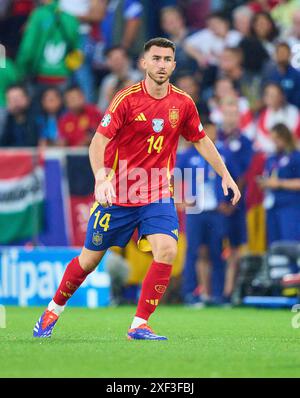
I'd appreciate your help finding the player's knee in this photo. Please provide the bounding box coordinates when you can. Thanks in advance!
[79,249,104,272]
[155,244,177,264]
[79,257,98,273]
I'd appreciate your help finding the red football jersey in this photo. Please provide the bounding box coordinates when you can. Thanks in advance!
[96,80,206,206]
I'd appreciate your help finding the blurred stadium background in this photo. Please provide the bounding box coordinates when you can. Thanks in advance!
[1,0,300,330]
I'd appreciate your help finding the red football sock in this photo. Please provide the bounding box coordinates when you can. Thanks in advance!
[53,257,90,306]
[136,261,172,320]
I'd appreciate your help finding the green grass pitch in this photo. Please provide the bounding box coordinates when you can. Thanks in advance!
[1,305,300,378]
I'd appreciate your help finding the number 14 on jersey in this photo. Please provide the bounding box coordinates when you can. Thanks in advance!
[147,135,164,154]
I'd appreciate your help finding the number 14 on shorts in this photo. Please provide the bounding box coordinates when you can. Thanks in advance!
[93,211,111,231]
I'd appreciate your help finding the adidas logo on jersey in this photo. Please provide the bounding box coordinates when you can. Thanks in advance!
[135,113,147,121]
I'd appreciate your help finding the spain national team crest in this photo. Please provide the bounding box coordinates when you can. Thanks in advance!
[152,118,164,133]
[169,109,179,128]
[92,231,103,246]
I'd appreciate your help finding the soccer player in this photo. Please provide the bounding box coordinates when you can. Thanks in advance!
[33,37,241,340]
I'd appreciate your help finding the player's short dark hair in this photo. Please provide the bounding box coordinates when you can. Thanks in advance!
[144,37,176,54]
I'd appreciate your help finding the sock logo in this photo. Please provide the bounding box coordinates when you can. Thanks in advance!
[60,290,72,299]
[155,285,167,294]
[66,281,78,291]
[146,299,159,306]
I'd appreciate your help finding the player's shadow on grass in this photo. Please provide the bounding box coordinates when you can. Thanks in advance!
[28,336,172,344]
[29,336,124,344]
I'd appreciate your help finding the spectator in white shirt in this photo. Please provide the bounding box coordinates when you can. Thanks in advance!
[256,82,300,153]
[184,11,242,68]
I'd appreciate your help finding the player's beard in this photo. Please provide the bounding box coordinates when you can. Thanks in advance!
[147,70,170,86]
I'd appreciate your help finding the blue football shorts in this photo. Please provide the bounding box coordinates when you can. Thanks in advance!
[84,198,179,252]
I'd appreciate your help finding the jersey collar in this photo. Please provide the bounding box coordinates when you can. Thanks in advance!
[141,79,171,99]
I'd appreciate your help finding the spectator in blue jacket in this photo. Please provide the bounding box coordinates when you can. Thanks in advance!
[37,87,64,147]
[178,121,227,306]
[264,41,300,109]
[0,85,39,147]
[217,95,254,302]
[100,0,144,59]
[259,123,300,245]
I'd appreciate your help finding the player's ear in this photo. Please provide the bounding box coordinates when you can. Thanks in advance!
[141,56,147,71]
[172,61,176,72]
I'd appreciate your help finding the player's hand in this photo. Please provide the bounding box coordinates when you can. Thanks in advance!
[95,179,116,207]
[222,173,241,206]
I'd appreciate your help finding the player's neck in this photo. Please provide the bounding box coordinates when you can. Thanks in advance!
[144,77,169,99]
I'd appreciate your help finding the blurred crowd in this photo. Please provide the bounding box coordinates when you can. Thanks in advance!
[0,0,299,148]
[1,0,300,305]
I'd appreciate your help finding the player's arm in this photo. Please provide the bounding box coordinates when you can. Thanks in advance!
[89,92,128,206]
[89,133,116,206]
[89,132,110,181]
[194,136,241,205]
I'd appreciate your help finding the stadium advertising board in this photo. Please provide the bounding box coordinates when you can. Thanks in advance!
[0,247,110,307]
